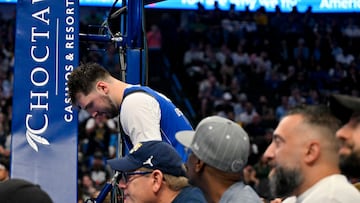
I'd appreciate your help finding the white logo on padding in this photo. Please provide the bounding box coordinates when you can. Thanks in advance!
[26,130,50,152]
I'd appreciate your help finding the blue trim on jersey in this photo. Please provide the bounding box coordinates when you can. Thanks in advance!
[120,86,193,161]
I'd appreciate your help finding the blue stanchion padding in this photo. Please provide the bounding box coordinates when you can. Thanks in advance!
[12,0,79,202]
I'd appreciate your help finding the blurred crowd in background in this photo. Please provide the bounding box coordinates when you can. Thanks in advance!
[1,2,360,202]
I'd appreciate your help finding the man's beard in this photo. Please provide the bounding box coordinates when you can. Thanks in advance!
[103,96,119,118]
[269,165,304,198]
[339,151,360,178]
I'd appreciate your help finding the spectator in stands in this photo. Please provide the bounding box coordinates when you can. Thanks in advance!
[216,43,232,65]
[287,88,306,107]
[264,105,360,202]
[293,38,309,61]
[232,43,250,67]
[89,151,111,189]
[219,56,235,87]
[256,95,276,126]
[342,64,360,93]
[242,164,260,190]
[198,72,224,118]
[275,96,289,121]
[236,101,259,126]
[183,42,204,67]
[0,112,10,158]
[84,114,117,156]
[0,156,9,182]
[0,178,53,203]
[107,141,207,203]
[329,94,360,191]
[214,92,235,120]
[328,62,347,91]
[146,24,162,50]
[176,116,263,203]
[79,173,97,201]
[342,17,360,38]
[252,154,273,200]
[335,48,354,66]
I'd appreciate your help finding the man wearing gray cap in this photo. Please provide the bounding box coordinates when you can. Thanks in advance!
[175,116,263,203]
[329,94,360,191]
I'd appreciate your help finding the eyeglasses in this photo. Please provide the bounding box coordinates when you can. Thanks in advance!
[118,171,152,184]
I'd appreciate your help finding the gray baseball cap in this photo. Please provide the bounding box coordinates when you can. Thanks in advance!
[175,116,250,173]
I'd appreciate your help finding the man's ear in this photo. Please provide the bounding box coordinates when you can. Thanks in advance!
[304,141,320,165]
[194,158,205,173]
[96,81,109,94]
[151,170,163,192]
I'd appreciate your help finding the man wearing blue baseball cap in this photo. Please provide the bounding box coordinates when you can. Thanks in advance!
[175,116,263,203]
[107,141,206,203]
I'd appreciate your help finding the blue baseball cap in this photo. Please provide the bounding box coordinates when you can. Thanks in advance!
[107,141,186,177]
